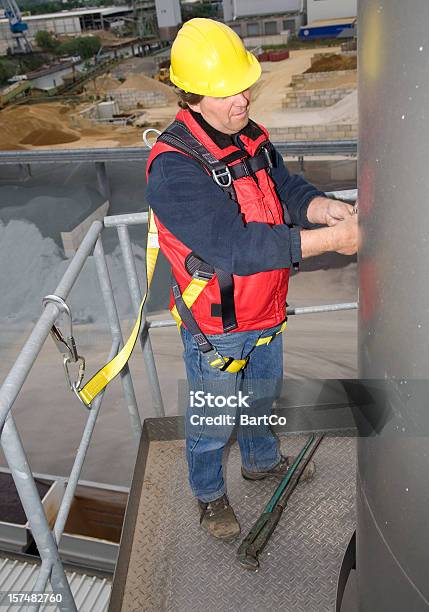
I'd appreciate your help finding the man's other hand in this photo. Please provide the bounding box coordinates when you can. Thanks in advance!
[300,214,358,258]
[307,196,355,226]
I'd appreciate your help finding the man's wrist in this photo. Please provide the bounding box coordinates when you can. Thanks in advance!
[300,225,335,258]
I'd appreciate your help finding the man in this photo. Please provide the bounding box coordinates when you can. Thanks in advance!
[146,18,357,541]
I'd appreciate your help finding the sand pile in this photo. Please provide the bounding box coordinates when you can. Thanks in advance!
[0,102,145,150]
[85,75,122,94]
[0,104,81,148]
[306,54,357,74]
[118,74,177,104]
[20,129,79,146]
[0,184,105,238]
[0,219,149,323]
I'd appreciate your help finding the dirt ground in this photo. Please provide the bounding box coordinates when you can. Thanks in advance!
[0,102,145,150]
[0,45,355,151]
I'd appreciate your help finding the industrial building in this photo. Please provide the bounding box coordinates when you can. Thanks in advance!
[221,0,357,37]
[0,6,135,55]
[306,0,357,24]
[155,0,181,39]
[222,0,303,37]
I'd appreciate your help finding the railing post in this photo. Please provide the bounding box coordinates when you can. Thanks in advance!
[116,224,165,417]
[1,416,77,611]
[93,236,142,442]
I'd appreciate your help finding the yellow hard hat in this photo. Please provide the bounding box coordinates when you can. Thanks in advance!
[169,18,261,97]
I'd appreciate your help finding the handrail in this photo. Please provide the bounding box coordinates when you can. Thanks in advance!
[0,141,357,165]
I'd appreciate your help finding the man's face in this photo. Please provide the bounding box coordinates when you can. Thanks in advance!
[189,89,251,135]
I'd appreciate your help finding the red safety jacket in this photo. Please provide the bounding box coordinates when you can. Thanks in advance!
[146,109,290,335]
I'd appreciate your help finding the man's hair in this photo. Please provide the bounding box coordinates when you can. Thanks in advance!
[175,87,204,109]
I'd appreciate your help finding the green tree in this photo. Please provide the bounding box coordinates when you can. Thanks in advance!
[75,36,102,60]
[0,61,16,85]
[34,30,58,52]
[57,36,101,60]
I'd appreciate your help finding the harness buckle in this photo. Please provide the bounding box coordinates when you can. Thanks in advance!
[205,349,227,369]
[193,269,214,281]
[212,167,232,188]
[262,146,273,170]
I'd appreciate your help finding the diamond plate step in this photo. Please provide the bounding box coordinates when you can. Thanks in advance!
[118,435,356,612]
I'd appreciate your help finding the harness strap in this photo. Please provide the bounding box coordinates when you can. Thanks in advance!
[77,210,159,407]
[170,276,208,328]
[215,267,237,332]
[185,252,237,333]
[171,274,249,373]
[158,120,272,201]
[158,120,237,199]
[255,320,287,346]
[229,150,271,180]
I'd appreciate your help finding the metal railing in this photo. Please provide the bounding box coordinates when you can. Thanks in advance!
[0,189,357,610]
[0,141,357,165]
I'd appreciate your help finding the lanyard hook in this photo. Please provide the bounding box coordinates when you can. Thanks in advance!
[42,295,87,401]
[42,294,78,362]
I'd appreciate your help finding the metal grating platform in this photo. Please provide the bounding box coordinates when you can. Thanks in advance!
[117,434,356,612]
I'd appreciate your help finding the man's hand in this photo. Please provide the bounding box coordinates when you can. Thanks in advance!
[330,214,359,255]
[300,215,358,258]
[307,196,355,226]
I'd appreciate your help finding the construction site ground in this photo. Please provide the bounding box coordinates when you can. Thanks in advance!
[0,46,358,151]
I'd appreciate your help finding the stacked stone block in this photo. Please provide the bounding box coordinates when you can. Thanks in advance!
[108,89,168,111]
[269,123,357,141]
[283,86,356,108]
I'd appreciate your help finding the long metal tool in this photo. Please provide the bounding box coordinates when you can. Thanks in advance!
[237,434,325,570]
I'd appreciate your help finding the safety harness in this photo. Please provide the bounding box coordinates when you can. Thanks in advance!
[157,119,287,373]
[49,119,288,408]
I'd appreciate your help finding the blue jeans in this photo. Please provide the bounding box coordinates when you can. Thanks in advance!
[181,324,283,502]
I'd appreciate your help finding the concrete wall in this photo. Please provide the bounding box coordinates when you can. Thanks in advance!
[227,14,303,39]
[244,32,290,48]
[307,0,357,23]
[155,0,181,28]
[61,200,109,257]
[225,0,300,19]
[109,88,169,110]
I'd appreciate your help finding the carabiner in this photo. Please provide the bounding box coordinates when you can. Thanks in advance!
[63,355,85,391]
[42,295,79,363]
[43,294,89,408]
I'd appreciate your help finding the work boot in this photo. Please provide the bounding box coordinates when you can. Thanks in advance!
[198,494,241,541]
[241,455,316,483]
